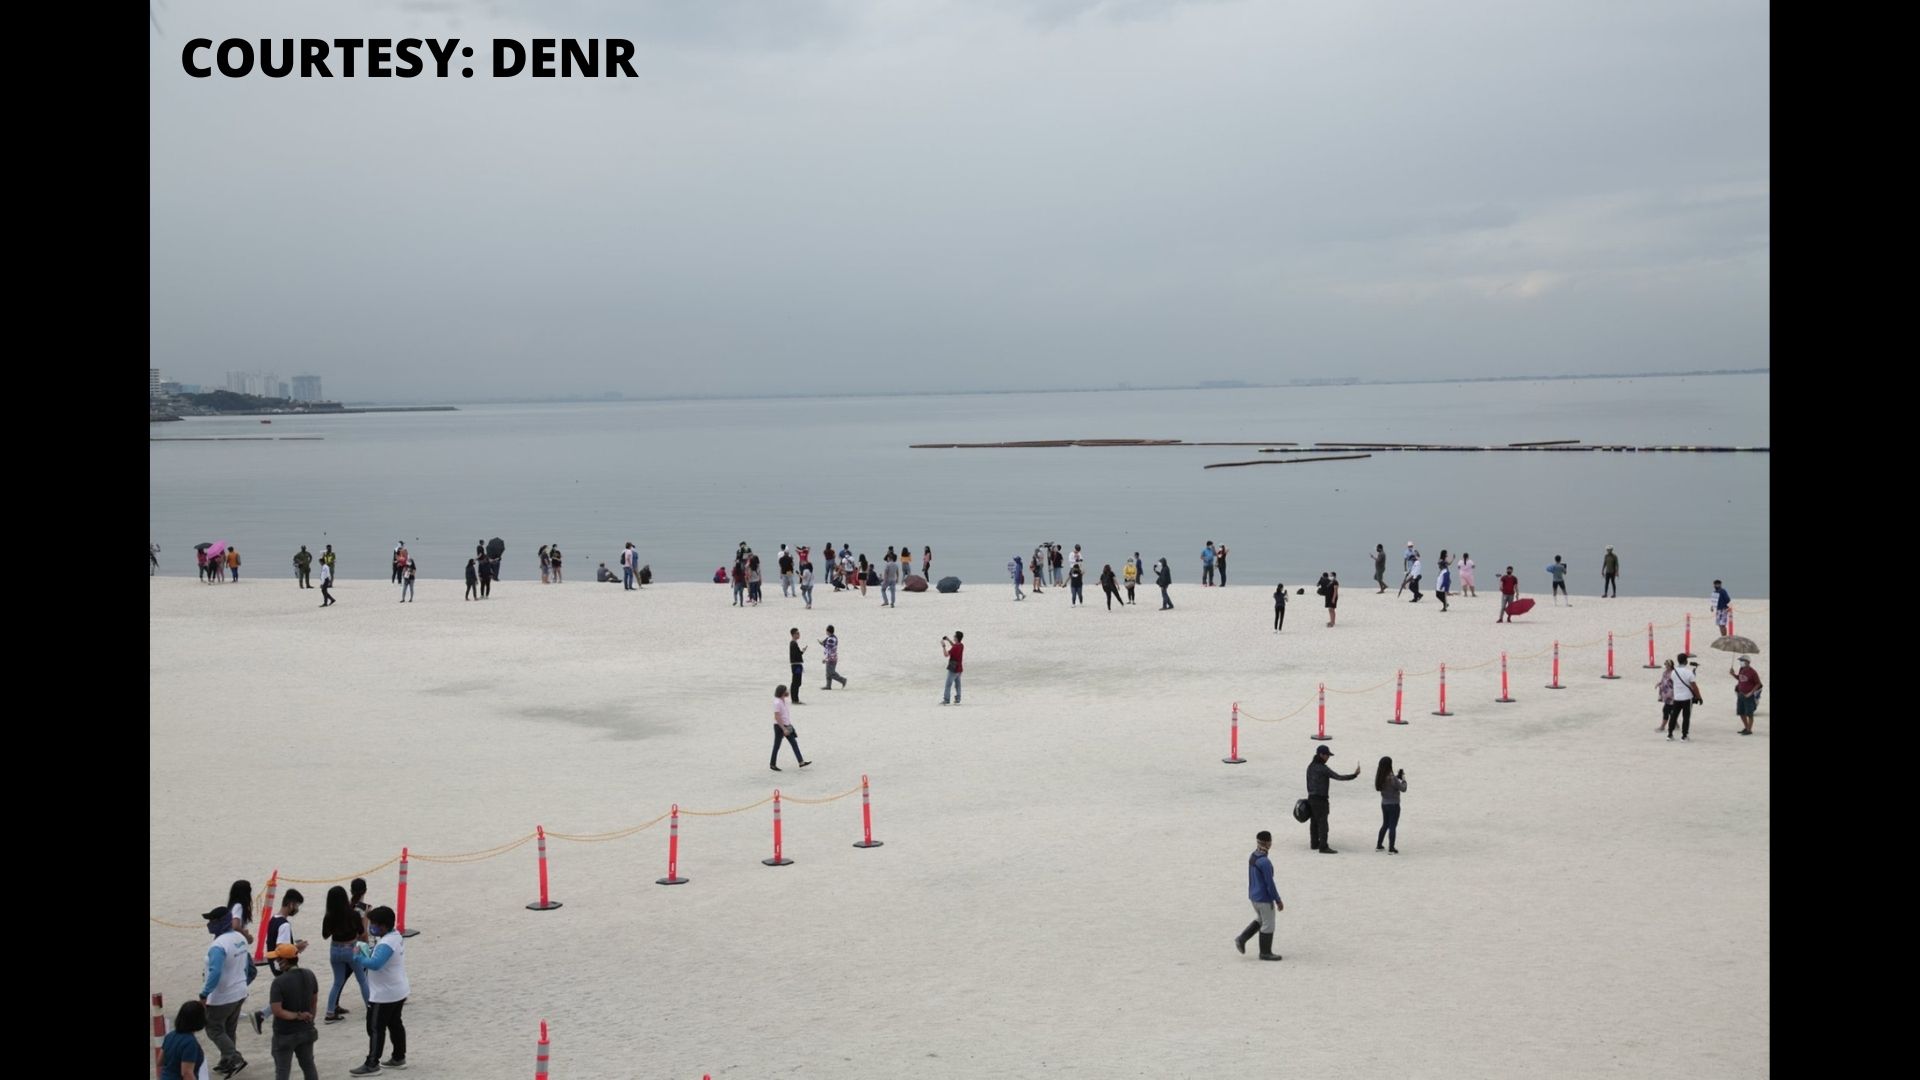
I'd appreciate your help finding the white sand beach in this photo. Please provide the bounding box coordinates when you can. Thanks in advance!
[150,576,1769,1078]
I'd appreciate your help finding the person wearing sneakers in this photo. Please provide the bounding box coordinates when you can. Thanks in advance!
[941,631,965,704]
[769,684,811,771]
[819,626,849,690]
[1731,657,1763,735]
[198,907,253,1077]
[1666,653,1700,741]
[1234,830,1284,961]
[349,906,409,1074]
[251,890,307,1036]
[1305,745,1361,853]
[265,943,320,1080]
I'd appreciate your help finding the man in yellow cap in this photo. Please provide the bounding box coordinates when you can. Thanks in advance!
[266,942,320,1079]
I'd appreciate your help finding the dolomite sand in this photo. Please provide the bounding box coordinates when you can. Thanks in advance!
[150,577,1769,1078]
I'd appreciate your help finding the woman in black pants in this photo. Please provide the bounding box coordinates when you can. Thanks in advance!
[1273,583,1287,631]
[1099,565,1124,610]
[1375,757,1406,853]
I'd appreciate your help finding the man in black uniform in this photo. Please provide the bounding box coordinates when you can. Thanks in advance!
[1306,745,1361,853]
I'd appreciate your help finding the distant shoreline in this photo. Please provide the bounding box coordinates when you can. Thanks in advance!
[360,368,1768,408]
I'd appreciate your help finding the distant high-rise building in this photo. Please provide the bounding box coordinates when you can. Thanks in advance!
[279,381,291,400]
[291,375,323,402]
[150,368,162,399]
[225,371,286,397]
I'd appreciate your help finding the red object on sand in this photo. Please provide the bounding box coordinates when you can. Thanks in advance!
[1433,665,1453,716]
[1224,702,1245,763]
[1546,642,1564,689]
[1310,684,1331,740]
[763,791,793,867]
[1389,670,1406,724]
[526,827,562,911]
[535,1020,549,1080]
[854,774,884,848]
[254,871,279,961]
[1506,597,1536,617]
[1645,623,1657,669]
[153,993,168,1078]
[656,806,688,885]
[1496,653,1515,703]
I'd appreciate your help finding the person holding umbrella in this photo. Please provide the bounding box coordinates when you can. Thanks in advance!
[196,542,213,583]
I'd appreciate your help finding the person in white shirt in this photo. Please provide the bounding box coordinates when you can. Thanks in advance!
[349,906,410,1075]
[1666,653,1699,741]
[198,908,253,1076]
[1406,556,1424,603]
[251,889,307,1034]
[769,685,811,772]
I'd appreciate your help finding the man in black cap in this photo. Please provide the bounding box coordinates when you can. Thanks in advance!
[1306,745,1361,853]
[1235,830,1284,961]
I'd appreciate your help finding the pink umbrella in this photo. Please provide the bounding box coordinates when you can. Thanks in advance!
[207,541,229,558]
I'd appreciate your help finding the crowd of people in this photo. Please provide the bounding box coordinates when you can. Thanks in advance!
[164,877,411,1077]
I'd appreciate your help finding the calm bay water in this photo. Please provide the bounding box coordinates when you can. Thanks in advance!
[148,375,1770,597]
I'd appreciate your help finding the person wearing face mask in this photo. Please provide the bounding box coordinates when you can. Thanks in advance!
[348,906,410,1075]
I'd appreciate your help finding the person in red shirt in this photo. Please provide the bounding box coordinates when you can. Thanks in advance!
[941,631,965,705]
[1730,657,1763,735]
[1497,567,1519,623]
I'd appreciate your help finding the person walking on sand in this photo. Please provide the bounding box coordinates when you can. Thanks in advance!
[1306,745,1361,853]
[769,685,811,771]
[1100,564,1124,610]
[322,886,369,1024]
[251,889,308,1034]
[1273,582,1288,631]
[820,626,849,690]
[320,544,336,581]
[1069,561,1085,605]
[226,546,241,581]
[1009,555,1025,600]
[788,629,807,705]
[731,553,747,607]
[1202,541,1216,586]
[1375,757,1407,853]
[1123,558,1139,604]
[1397,542,1415,596]
[293,546,312,589]
[1324,572,1340,626]
[1731,656,1763,735]
[1548,556,1571,606]
[319,559,336,607]
[1405,553,1423,603]
[1497,566,1518,622]
[198,906,253,1077]
[1156,558,1174,609]
[1373,544,1388,593]
[941,631,965,705]
[464,558,478,601]
[1460,552,1476,597]
[1215,542,1229,586]
[1234,830,1284,961]
[882,552,900,608]
[348,906,409,1075]
[1666,653,1699,741]
[749,554,764,604]
[264,942,320,1080]
[479,553,494,598]
[1656,658,1677,731]
[1435,560,1452,612]
[1712,580,1732,634]
[1602,546,1619,598]
[800,562,815,609]
[923,546,933,581]
[779,547,796,597]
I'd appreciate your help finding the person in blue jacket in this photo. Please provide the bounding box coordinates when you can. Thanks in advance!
[1234,830,1284,961]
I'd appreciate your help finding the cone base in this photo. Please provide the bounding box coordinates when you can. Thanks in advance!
[1309,735,1332,741]
[525,902,563,911]
[853,840,884,848]
[1545,684,1565,690]
[762,857,794,867]
[1494,697,1516,703]
[1601,675,1621,680]
[1387,719,1409,725]
[1222,756,1246,764]
[655,877,689,886]
[1431,710,1454,716]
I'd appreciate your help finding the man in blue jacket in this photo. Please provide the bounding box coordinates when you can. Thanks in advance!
[1235,831,1284,960]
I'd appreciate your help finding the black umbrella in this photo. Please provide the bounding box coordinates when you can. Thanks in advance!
[486,537,506,559]
[194,542,213,551]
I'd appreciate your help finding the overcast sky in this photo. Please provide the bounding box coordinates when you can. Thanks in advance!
[149,0,1769,400]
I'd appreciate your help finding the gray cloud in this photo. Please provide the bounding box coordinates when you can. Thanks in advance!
[150,0,1769,400]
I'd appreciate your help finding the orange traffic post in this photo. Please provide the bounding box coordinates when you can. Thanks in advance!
[1495,653,1515,703]
[1223,702,1246,763]
[1645,623,1658,669]
[1388,670,1407,724]
[535,1020,550,1080]
[1545,642,1564,689]
[1602,632,1621,679]
[397,848,419,937]
[1432,665,1453,716]
[1310,683,1331,740]
[152,992,168,1078]
[526,826,562,911]
[853,775,884,848]
[656,805,689,885]
[763,790,794,867]
[253,871,279,961]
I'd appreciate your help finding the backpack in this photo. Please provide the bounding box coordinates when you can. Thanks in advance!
[265,915,291,974]
[1292,799,1312,823]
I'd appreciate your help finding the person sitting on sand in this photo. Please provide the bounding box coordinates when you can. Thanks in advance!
[597,563,620,583]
